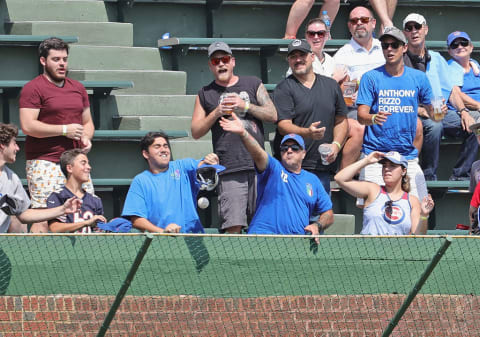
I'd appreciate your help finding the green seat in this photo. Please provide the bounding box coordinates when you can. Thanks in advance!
[0,35,78,45]
[325,214,355,235]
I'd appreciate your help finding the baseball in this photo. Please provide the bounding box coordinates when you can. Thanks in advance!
[198,197,210,209]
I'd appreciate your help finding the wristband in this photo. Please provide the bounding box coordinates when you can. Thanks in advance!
[420,215,429,221]
[371,114,377,125]
[332,141,342,150]
[62,125,67,136]
[244,101,250,113]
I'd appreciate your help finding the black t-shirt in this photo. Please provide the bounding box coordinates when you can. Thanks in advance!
[272,74,348,172]
[198,76,264,174]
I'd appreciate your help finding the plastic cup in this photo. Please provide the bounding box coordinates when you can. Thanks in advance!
[318,144,332,165]
[342,81,356,107]
[432,96,444,121]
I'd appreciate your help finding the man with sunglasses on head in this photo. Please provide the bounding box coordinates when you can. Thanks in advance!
[356,27,434,202]
[192,42,277,234]
[273,39,349,195]
[402,15,477,182]
[220,113,334,240]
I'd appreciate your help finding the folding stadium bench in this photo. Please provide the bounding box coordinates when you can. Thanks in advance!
[0,80,134,129]
[0,35,78,46]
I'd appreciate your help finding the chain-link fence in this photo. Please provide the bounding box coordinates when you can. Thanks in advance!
[0,233,478,336]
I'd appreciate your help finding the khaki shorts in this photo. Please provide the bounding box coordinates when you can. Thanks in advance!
[26,159,94,208]
[217,171,256,230]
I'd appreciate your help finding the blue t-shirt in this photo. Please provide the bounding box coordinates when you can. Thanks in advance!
[248,155,332,235]
[447,59,480,109]
[426,51,462,101]
[47,187,104,233]
[357,66,433,159]
[122,159,204,233]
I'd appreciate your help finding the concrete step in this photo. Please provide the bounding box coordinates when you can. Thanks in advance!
[113,115,193,131]
[69,70,185,94]
[2,0,114,24]
[101,94,195,116]
[68,45,163,71]
[6,21,133,46]
[170,139,213,158]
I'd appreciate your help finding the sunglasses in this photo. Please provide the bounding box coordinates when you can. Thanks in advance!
[404,23,422,32]
[280,144,302,152]
[210,55,232,66]
[306,30,327,38]
[384,200,393,216]
[349,17,371,25]
[449,40,469,49]
[381,41,402,50]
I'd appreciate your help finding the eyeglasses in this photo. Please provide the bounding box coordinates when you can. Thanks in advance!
[280,144,302,152]
[381,41,402,50]
[449,40,470,49]
[306,30,327,38]
[384,200,393,216]
[404,23,422,32]
[210,55,232,66]
[348,17,371,25]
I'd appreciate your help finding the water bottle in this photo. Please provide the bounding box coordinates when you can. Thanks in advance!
[160,32,172,49]
[320,10,331,31]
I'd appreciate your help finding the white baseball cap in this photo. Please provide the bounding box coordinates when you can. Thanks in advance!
[402,13,427,29]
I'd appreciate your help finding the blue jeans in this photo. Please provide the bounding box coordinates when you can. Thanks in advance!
[421,110,479,180]
[308,170,331,195]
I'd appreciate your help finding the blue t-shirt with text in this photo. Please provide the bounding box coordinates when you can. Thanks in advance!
[357,66,433,159]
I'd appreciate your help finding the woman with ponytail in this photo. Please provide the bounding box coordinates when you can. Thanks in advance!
[335,151,434,235]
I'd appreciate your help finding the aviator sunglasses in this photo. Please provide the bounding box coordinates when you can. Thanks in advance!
[306,30,327,38]
[210,55,232,66]
[348,17,371,25]
[381,41,402,50]
[404,23,422,32]
[280,144,302,152]
[449,40,469,49]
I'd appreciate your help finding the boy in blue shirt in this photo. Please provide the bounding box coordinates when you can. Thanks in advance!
[47,149,106,233]
[122,131,220,233]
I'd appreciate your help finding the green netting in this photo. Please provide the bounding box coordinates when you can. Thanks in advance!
[0,234,478,336]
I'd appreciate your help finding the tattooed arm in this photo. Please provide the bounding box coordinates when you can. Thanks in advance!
[249,83,277,122]
[219,113,269,172]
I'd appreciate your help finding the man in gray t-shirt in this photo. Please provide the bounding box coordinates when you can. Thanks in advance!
[0,123,81,232]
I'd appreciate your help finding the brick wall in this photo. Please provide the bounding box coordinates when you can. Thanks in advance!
[0,294,476,336]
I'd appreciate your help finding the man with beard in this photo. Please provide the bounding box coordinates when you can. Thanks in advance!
[191,42,277,234]
[19,37,94,232]
[273,39,349,194]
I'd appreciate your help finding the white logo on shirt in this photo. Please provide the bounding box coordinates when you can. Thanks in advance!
[281,170,288,183]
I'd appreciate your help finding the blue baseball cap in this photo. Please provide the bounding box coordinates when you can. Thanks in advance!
[280,134,305,149]
[447,31,471,47]
[199,163,226,173]
[380,151,408,168]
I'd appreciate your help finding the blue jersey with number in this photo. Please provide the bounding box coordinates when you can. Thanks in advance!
[357,66,433,159]
[122,158,204,233]
[248,155,332,234]
[47,187,104,233]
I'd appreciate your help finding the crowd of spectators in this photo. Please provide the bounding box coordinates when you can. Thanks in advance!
[1,4,480,236]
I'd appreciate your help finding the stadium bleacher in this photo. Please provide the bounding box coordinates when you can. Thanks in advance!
[1,0,478,230]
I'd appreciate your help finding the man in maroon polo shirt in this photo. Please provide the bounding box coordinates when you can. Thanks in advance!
[19,37,94,232]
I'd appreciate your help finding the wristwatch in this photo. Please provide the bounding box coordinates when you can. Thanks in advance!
[458,107,469,115]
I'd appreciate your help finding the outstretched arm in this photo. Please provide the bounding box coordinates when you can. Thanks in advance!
[16,197,82,224]
[334,152,384,199]
[219,113,269,172]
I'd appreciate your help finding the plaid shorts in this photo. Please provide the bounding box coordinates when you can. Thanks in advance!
[26,159,94,208]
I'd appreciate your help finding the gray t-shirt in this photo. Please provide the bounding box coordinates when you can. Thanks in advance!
[470,160,480,192]
[0,166,30,232]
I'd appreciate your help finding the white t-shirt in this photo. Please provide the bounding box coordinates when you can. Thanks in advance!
[333,38,385,81]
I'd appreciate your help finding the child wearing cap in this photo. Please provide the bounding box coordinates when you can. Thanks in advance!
[335,151,434,235]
